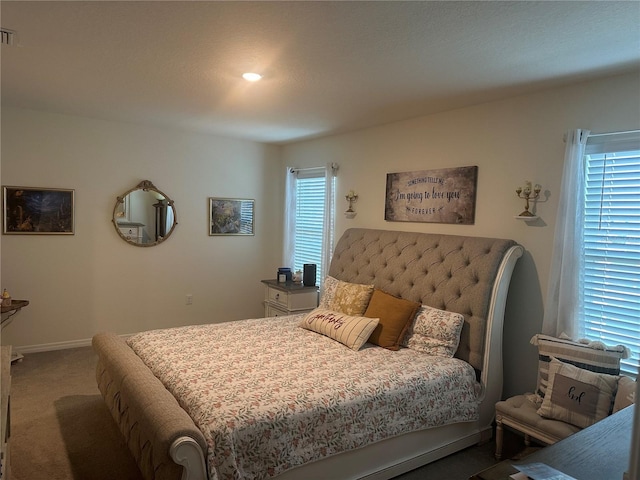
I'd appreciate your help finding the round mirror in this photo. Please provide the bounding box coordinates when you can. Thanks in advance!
[112,180,177,247]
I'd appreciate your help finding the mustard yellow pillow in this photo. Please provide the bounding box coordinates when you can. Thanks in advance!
[364,289,421,351]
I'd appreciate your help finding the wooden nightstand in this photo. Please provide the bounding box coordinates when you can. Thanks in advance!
[261,279,318,317]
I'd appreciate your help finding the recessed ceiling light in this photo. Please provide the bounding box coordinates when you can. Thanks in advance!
[242,72,262,82]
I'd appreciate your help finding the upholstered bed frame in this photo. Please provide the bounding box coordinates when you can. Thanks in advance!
[93,228,523,480]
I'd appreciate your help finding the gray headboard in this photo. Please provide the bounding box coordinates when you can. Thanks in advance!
[328,228,522,375]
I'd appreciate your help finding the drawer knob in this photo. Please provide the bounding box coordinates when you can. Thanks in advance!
[275,293,280,300]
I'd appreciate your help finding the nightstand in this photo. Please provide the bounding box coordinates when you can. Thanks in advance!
[261,279,318,317]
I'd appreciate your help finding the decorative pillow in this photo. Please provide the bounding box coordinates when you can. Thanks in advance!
[318,276,340,309]
[531,334,625,397]
[613,376,636,413]
[318,276,374,316]
[299,308,379,351]
[402,305,464,357]
[537,357,619,429]
[363,289,421,351]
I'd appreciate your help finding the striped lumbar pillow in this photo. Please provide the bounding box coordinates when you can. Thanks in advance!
[300,308,379,351]
[531,334,626,397]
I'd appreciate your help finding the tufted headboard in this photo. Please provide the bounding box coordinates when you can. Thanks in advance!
[328,228,523,378]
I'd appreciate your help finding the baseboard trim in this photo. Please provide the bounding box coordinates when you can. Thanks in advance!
[16,334,131,354]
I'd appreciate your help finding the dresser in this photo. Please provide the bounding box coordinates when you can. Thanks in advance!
[261,279,318,317]
[116,222,145,243]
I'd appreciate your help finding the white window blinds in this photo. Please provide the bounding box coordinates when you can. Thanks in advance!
[293,168,327,281]
[582,131,640,376]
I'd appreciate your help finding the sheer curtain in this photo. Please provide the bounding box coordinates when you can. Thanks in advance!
[283,169,297,270]
[321,163,338,281]
[541,128,590,339]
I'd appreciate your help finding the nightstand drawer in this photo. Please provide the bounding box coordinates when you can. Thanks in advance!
[265,303,289,317]
[261,279,318,317]
[118,226,143,242]
[267,288,288,308]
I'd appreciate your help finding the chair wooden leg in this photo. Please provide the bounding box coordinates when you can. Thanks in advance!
[495,417,504,460]
[524,433,531,446]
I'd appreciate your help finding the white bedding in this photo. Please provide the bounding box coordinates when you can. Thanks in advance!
[127,315,482,480]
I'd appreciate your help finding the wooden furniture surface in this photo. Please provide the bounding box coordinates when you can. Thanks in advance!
[0,300,29,316]
[261,279,318,317]
[471,404,635,480]
[494,393,580,459]
[1,346,11,479]
[1,300,29,363]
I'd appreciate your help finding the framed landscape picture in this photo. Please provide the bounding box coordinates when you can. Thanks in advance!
[209,197,255,236]
[3,186,75,234]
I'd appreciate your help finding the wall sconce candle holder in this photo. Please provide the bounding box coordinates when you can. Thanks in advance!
[515,181,541,220]
[345,190,358,219]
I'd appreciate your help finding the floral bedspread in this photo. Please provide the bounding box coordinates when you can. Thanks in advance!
[127,315,482,480]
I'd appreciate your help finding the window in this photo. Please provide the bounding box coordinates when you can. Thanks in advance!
[581,132,640,376]
[284,164,337,284]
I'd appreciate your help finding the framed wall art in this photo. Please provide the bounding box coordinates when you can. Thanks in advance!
[209,197,255,236]
[385,166,478,225]
[3,186,75,234]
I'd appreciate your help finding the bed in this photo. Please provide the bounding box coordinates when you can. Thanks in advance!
[93,228,523,480]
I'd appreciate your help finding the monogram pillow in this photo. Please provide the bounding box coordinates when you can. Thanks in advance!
[531,334,624,398]
[299,308,379,351]
[537,357,619,428]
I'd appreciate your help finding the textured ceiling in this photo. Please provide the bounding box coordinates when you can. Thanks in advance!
[1,1,639,144]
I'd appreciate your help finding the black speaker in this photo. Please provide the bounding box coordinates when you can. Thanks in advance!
[303,264,316,287]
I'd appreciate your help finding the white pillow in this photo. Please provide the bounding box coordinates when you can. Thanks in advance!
[299,308,379,351]
[402,304,464,357]
[613,376,636,413]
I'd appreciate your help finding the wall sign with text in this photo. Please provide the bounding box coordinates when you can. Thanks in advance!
[385,166,478,225]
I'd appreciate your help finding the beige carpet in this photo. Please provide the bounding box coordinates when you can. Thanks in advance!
[8,346,526,480]
[9,347,142,480]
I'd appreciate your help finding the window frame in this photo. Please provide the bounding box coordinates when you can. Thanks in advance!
[580,133,640,377]
[284,165,336,286]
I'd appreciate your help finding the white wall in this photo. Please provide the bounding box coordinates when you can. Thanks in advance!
[0,108,283,349]
[281,72,640,397]
[2,72,638,398]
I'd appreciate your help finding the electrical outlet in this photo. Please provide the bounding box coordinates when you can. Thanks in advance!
[186,294,193,305]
